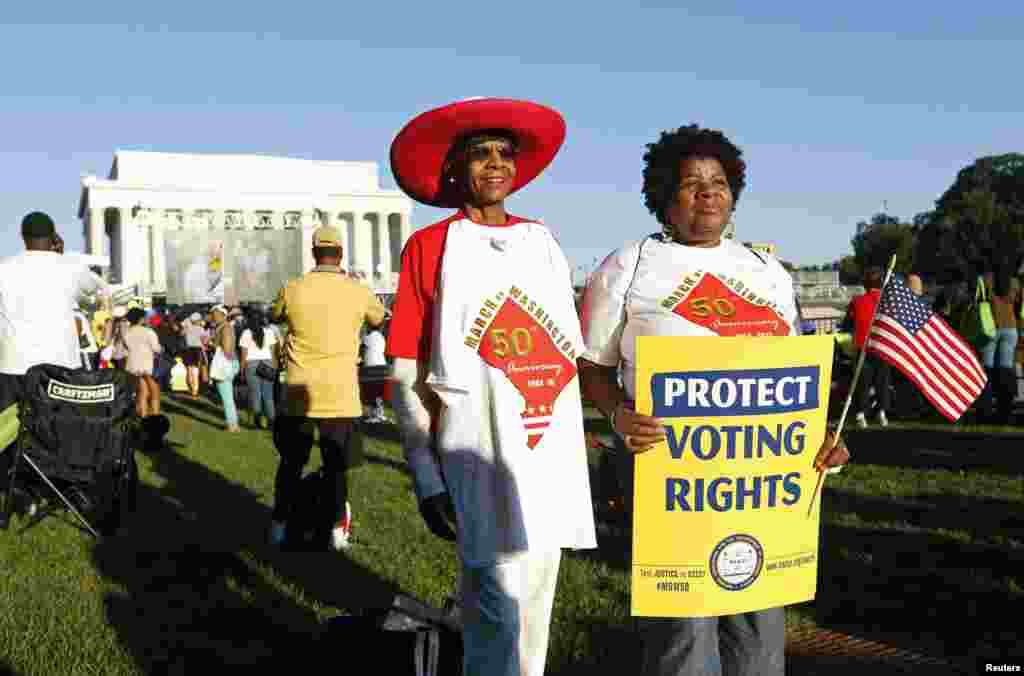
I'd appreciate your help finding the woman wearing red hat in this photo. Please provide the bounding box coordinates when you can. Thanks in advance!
[386,98,596,676]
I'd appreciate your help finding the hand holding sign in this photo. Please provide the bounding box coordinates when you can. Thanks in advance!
[612,401,666,453]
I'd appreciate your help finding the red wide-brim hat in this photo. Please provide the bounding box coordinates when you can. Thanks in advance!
[389,98,566,208]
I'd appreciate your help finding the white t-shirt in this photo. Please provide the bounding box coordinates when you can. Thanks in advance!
[239,326,279,361]
[581,235,798,400]
[361,330,387,366]
[182,320,208,348]
[0,251,106,374]
[427,218,596,567]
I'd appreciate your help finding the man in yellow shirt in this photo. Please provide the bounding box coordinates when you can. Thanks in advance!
[269,225,387,550]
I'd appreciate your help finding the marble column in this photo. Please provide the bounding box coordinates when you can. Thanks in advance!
[87,208,105,257]
[118,208,137,289]
[376,212,392,286]
[349,211,368,279]
[108,210,122,284]
[301,211,316,274]
[343,213,356,273]
[151,213,166,293]
[399,212,413,252]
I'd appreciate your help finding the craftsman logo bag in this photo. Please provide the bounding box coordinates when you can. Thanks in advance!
[20,364,137,483]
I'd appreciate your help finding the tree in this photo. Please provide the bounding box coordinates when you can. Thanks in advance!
[912,210,935,228]
[934,153,1024,225]
[915,153,1024,283]
[850,220,915,275]
[838,255,862,285]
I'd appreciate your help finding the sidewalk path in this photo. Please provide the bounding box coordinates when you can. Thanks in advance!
[787,626,968,675]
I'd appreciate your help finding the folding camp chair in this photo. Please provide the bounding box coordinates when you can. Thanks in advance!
[0,364,139,538]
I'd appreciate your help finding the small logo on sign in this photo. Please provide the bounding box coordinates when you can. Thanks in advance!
[709,534,764,591]
[47,380,116,404]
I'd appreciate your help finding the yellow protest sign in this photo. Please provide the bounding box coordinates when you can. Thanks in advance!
[632,335,834,617]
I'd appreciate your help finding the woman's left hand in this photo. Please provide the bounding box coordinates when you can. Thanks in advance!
[813,432,850,471]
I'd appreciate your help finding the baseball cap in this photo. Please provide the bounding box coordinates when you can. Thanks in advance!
[189,312,202,322]
[312,225,343,248]
[211,304,228,316]
[21,212,56,239]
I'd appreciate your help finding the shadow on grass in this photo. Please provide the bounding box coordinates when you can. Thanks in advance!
[827,487,1024,540]
[360,419,400,444]
[159,398,227,430]
[360,421,413,476]
[844,427,1024,476]
[805,487,1024,665]
[574,436,1023,667]
[90,432,402,673]
[164,392,228,417]
[546,619,641,676]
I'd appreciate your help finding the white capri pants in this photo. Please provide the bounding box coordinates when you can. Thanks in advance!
[460,549,562,676]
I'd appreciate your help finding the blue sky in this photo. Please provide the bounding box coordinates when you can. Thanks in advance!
[1,2,1022,277]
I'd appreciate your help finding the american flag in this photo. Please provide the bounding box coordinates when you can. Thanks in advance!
[866,274,987,421]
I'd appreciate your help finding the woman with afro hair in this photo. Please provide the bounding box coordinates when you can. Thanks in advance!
[578,124,849,676]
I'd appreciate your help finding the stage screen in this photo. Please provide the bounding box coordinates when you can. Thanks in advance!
[164,230,303,305]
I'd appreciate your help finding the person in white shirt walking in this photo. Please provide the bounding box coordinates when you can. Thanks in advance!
[0,212,107,411]
[239,308,280,429]
[122,307,163,418]
[178,312,209,398]
[360,324,388,423]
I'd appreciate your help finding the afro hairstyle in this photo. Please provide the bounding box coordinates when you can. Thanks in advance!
[641,124,747,229]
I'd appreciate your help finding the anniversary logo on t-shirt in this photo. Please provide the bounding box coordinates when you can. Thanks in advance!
[661,270,790,337]
[464,286,578,449]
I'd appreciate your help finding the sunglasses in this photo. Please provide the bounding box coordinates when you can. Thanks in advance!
[463,144,518,163]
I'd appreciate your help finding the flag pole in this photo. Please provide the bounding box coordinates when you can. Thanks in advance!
[806,254,899,518]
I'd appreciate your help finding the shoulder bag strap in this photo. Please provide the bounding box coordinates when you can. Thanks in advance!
[622,234,655,314]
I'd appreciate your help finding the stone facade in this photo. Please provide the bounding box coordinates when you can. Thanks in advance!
[77,151,414,295]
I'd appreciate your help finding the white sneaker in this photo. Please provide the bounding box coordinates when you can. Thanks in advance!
[331,502,352,551]
[269,520,287,546]
[855,412,868,429]
[877,410,888,427]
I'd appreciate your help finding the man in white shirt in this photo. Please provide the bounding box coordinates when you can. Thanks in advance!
[0,212,107,410]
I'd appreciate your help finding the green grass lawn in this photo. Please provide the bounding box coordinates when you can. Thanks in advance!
[0,395,1020,674]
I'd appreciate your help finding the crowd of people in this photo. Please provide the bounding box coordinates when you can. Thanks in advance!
[69,295,284,432]
[3,97,933,676]
[840,262,1024,428]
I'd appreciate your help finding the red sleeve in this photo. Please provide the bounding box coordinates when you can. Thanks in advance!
[385,218,452,361]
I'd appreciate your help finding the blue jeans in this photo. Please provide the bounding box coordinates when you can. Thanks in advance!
[245,361,276,424]
[214,360,240,427]
[981,328,1018,369]
[979,328,1018,417]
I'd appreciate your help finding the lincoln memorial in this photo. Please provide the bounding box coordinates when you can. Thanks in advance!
[77,151,414,297]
